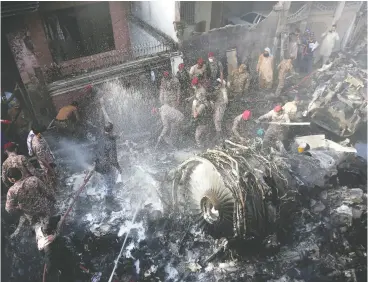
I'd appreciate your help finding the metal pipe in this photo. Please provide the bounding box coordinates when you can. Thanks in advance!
[260,121,310,126]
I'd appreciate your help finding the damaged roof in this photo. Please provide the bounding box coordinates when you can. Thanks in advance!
[1,1,39,18]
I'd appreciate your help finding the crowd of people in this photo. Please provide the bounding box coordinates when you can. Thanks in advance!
[1,25,340,282]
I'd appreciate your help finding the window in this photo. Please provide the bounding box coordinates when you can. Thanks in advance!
[42,2,115,62]
[240,13,258,24]
[180,2,195,25]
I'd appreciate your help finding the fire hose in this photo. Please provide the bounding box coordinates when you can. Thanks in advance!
[42,168,95,282]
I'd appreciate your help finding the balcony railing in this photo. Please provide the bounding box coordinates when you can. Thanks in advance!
[44,41,174,83]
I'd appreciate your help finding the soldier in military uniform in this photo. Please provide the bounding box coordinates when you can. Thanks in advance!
[232,110,252,142]
[275,56,294,96]
[206,52,224,94]
[192,78,213,148]
[5,167,56,226]
[159,71,181,108]
[30,125,56,185]
[228,64,250,101]
[213,80,228,143]
[2,142,42,189]
[189,58,207,82]
[176,63,191,113]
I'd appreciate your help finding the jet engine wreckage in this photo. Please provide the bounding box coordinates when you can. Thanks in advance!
[163,138,366,244]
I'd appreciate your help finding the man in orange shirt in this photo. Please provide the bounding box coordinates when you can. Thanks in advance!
[54,101,80,135]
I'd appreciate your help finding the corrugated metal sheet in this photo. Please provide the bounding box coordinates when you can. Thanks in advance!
[1,2,39,18]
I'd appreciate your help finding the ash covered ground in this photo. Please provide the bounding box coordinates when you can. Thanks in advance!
[2,54,367,282]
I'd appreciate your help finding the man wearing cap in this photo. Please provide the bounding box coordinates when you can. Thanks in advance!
[159,71,180,108]
[192,78,213,148]
[275,55,294,96]
[232,110,252,142]
[206,52,224,92]
[256,48,274,89]
[257,105,290,150]
[2,142,42,189]
[176,63,191,111]
[228,64,250,101]
[189,58,207,81]
[5,167,56,226]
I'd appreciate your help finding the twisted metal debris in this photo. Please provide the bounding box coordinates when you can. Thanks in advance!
[170,139,299,239]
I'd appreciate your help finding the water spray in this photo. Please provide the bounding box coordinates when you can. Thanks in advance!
[108,200,143,282]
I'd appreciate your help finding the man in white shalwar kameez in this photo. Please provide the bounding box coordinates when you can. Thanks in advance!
[318,24,340,65]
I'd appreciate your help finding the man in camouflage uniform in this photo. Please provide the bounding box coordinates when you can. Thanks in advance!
[228,64,250,101]
[30,125,56,185]
[257,105,291,151]
[159,71,181,108]
[5,167,55,226]
[232,110,252,142]
[212,80,228,143]
[176,63,191,113]
[275,56,294,96]
[192,78,212,148]
[206,52,224,93]
[156,104,184,149]
[189,58,206,81]
[2,142,42,189]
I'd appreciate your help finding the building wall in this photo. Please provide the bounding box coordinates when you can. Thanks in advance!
[132,1,178,42]
[6,1,132,88]
[194,1,212,32]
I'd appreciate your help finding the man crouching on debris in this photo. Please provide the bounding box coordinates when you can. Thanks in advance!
[232,110,252,143]
[257,105,290,151]
[37,216,101,282]
[5,167,56,236]
[95,122,122,206]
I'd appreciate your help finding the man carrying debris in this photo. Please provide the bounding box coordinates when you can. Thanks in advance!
[232,110,252,142]
[192,78,212,148]
[228,64,250,101]
[213,79,228,143]
[189,58,207,81]
[159,71,180,108]
[30,125,57,185]
[206,52,224,93]
[2,142,42,189]
[156,103,184,149]
[257,105,290,150]
[95,122,122,206]
[5,167,56,227]
[54,101,80,135]
[256,47,274,89]
[275,55,294,96]
[318,24,339,66]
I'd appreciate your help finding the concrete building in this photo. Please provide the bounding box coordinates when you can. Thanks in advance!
[1,1,177,118]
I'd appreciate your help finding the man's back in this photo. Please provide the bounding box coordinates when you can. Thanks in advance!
[95,133,118,173]
[56,105,77,121]
[2,154,34,187]
[6,176,54,216]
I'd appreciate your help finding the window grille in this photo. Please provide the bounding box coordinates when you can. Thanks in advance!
[180,2,195,25]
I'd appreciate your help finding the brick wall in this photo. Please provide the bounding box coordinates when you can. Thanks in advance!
[23,1,132,81]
